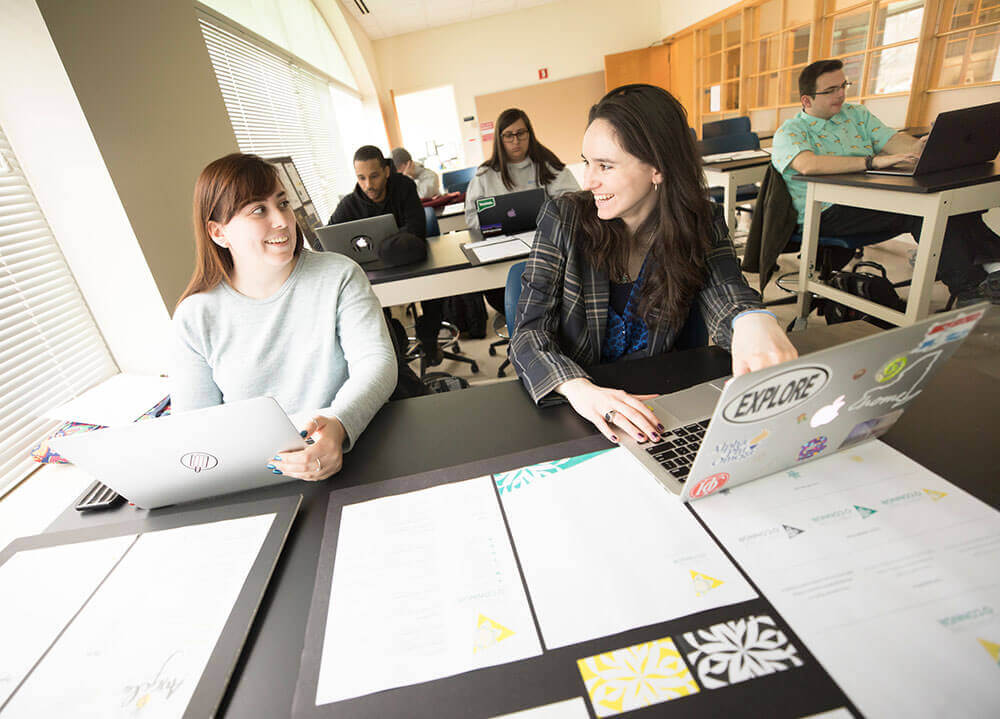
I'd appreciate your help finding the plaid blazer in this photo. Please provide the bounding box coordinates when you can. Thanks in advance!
[510,196,763,406]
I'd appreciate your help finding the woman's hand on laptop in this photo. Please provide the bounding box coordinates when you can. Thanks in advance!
[557,378,663,445]
[270,415,345,481]
[731,312,798,377]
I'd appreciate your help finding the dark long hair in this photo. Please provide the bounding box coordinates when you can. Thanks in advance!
[566,84,714,329]
[176,153,304,309]
[481,108,566,190]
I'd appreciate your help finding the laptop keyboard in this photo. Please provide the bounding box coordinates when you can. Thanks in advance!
[643,419,711,482]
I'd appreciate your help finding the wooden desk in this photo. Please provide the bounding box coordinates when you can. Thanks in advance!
[792,163,1000,326]
[366,230,519,306]
[40,318,1000,717]
[702,156,769,236]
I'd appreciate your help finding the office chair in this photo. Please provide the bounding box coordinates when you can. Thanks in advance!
[493,261,526,378]
[423,206,440,238]
[702,117,751,140]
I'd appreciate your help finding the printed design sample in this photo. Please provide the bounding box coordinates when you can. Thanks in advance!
[493,450,608,494]
[798,436,828,461]
[677,614,804,689]
[690,570,723,595]
[978,638,999,665]
[577,638,699,717]
[474,614,515,653]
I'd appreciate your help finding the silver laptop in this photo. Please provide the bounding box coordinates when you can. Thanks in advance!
[49,397,305,509]
[314,214,398,269]
[618,304,989,502]
[867,101,1000,177]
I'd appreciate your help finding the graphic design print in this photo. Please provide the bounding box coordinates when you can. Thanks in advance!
[690,570,724,596]
[797,436,828,461]
[676,614,804,689]
[493,450,608,494]
[473,614,515,653]
[577,637,699,717]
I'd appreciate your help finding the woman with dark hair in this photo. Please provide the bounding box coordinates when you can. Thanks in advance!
[172,153,396,480]
[464,108,579,231]
[509,84,797,444]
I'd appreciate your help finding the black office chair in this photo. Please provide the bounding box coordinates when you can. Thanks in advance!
[423,206,440,238]
[702,116,751,140]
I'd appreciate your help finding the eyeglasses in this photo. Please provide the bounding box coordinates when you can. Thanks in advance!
[813,80,853,96]
[501,129,529,143]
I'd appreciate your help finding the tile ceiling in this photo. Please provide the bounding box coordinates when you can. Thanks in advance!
[344,0,559,40]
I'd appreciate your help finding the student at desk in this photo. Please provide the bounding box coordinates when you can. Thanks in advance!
[510,84,797,444]
[391,147,441,200]
[771,59,1000,306]
[465,108,580,314]
[171,154,397,480]
[329,145,446,364]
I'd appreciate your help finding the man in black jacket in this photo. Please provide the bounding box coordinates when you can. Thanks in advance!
[329,146,444,364]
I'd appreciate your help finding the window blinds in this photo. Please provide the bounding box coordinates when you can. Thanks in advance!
[0,128,117,497]
[198,11,357,223]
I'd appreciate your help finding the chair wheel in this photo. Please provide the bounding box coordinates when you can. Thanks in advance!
[488,346,497,356]
[453,342,461,352]
[471,362,480,373]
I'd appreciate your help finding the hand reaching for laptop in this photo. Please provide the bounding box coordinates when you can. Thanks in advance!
[267,415,345,481]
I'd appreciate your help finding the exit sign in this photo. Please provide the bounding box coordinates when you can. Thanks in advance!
[538,68,548,80]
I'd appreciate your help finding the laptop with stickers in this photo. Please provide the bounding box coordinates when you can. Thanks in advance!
[49,397,305,509]
[617,303,988,502]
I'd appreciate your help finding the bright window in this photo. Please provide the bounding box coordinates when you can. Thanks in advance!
[933,0,1000,87]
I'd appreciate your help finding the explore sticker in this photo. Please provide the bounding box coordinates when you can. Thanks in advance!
[723,366,830,423]
[476,196,497,212]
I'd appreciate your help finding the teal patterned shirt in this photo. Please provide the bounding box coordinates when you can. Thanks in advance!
[771,104,898,224]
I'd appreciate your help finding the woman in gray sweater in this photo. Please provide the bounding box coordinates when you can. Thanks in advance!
[171,154,397,481]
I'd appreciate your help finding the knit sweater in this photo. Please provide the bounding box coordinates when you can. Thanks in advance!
[170,250,397,450]
[463,158,579,230]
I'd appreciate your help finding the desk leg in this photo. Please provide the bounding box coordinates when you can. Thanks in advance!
[724,173,737,236]
[795,184,822,328]
[905,195,949,324]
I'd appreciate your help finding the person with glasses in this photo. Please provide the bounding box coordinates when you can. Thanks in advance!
[509,85,797,444]
[464,108,580,314]
[771,59,1000,306]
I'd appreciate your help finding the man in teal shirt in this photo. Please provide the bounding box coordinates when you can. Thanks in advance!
[772,59,1000,305]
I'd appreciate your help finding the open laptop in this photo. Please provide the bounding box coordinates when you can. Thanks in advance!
[617,303,989,502]
[315,214,398,269]
[476,188,545,239]
[49,397,305,509]
[867,101,1000,177]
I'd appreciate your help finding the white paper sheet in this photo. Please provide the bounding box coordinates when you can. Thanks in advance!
[3,513,276,718]
[43,374,169,426]
[469,238,531,263]
[0,535,136,707]
[316,477,542,705]
[490,697,590,719]
[693,440,1000,718]
[496,449,757,649]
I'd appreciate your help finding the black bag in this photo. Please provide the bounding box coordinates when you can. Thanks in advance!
[823,261,904,330]
[441,292,488,339]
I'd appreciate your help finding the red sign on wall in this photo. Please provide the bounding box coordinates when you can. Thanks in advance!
[538,68,548,80]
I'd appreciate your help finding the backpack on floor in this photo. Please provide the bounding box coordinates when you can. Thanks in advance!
[823,260,905,330]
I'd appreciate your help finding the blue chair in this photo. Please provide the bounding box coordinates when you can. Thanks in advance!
[442,167,476,194]
[492,261,526,378]
[702,117,751,140]
[424,206,440,237]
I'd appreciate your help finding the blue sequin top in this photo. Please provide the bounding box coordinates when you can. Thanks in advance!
[601,262,649,362]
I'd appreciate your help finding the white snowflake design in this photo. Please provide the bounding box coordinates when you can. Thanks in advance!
[678,614,804,689]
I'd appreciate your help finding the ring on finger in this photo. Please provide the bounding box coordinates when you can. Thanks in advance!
[603,409,617,424]
[315,457,322,473]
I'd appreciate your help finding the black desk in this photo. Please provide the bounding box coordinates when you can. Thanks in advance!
[791,162,1000,326]
[44,320,1000,717]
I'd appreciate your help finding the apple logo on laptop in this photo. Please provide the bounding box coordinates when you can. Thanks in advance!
[507,208,517,218]
[181,451,219,473]
[810,395,845,428]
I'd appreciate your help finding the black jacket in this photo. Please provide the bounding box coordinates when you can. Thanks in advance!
[742,164,798,292]
[329,172,426,239]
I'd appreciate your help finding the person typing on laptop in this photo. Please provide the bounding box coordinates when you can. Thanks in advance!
[509,84,798,445]
[171,154,397,481]
[771,59,1000,306]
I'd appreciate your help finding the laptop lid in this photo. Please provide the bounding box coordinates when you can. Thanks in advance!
[314,214,398,267]
[49,397,305,509]
[676,303,988,501]
[476,188,546,238]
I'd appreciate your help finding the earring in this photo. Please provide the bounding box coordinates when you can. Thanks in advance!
[653,182,660,192]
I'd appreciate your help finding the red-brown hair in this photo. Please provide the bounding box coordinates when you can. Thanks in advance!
[176,153,304,309]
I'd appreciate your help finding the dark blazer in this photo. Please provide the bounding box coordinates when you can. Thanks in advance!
[742,164,798,292]
[510,196,764,406]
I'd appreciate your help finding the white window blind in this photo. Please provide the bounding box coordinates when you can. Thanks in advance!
[0,127,117,497]
[198,10,358,223]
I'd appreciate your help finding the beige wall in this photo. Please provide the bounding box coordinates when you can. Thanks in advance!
[372,0,666,165]
[36,0,240,311]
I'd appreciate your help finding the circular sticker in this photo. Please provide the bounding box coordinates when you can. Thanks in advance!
[876,355,907,383]
[690,472,730,499]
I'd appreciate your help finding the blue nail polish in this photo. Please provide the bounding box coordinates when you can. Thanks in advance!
[299,430,308,437]
[305,438,315,445]
[272,455,281,461]
[271,469,283,475]
[266,464,275,470]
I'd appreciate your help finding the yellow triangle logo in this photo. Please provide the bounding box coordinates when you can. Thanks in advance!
[979,638,1000,663]
[474,614,515,653]
[923,489,947,501]
[691,569,723,596]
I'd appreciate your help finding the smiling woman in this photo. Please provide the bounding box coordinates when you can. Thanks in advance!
[170,154,397,482]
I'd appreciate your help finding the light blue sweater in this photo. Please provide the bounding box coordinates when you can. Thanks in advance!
[170,250,397,450]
